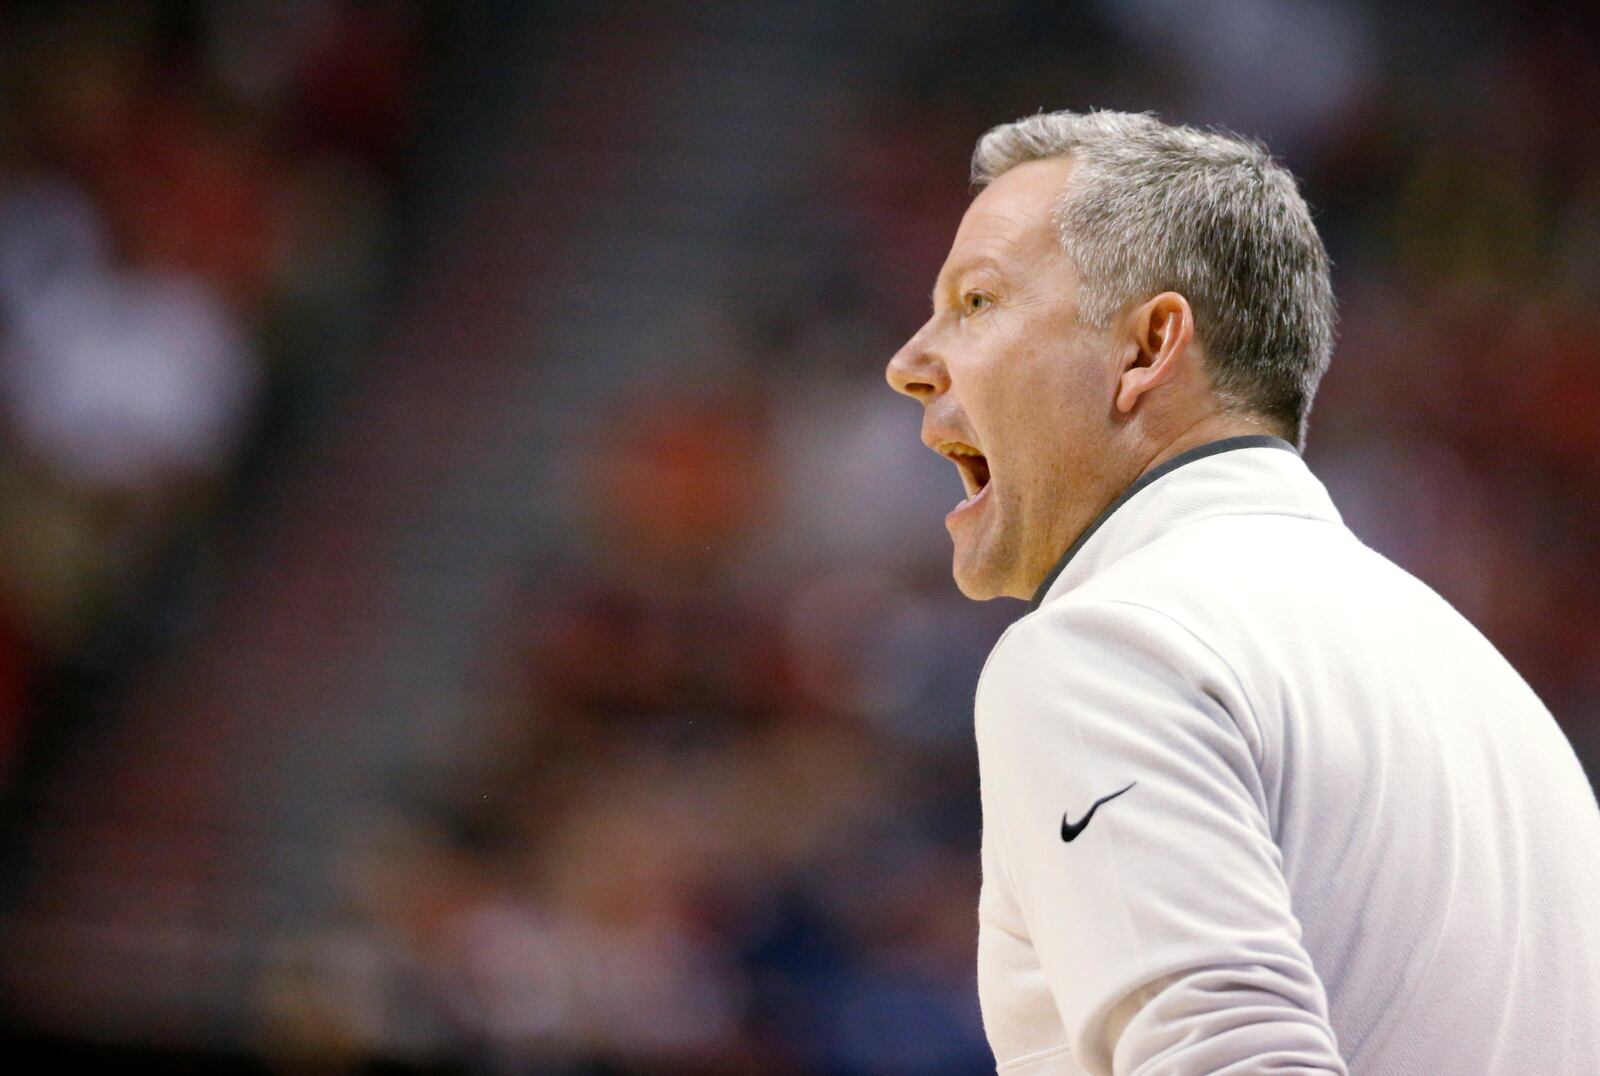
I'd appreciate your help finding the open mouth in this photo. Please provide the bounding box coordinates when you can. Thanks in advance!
[937,441,990,501]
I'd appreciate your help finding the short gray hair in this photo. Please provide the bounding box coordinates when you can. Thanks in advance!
[971,109,1334,447]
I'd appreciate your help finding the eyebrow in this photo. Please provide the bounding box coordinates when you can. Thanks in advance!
[931,255,1006,309]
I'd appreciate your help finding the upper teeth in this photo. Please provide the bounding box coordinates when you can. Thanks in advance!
[941,442,982,457]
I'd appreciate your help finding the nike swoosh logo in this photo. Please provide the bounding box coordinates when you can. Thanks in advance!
[1060,781,1136,842]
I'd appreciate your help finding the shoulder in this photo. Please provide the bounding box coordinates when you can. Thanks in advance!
[1093,510,1353,605]
[980,596,1248,725]
[989,595,1207,668]
[976,595,1270,791]
[1062,511,1376,667]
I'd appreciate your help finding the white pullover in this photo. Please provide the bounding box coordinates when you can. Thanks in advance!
[974,435,1600,1074]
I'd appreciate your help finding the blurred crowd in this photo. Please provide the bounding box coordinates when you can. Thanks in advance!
[298,391,1007,1070]
[3,0,1599,1072]
[0,0,412,785]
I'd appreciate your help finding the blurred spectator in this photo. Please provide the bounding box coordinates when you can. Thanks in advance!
[0,0,416,769]
[0,187,257,495]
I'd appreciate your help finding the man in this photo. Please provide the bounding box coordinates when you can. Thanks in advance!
[886,109,1600,1074]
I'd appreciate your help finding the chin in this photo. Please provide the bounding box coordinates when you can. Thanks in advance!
[951,556,1010,601]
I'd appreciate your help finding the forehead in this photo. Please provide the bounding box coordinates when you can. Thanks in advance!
[946,155,1074,269]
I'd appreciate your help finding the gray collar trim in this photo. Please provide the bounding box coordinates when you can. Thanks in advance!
[1026,434,1298,612]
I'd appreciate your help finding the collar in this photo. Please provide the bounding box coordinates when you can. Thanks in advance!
[1027,434,1339,612]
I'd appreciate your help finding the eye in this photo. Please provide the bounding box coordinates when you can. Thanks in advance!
[962,291,994,316]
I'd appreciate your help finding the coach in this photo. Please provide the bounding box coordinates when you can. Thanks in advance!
[886,109,1600,1074]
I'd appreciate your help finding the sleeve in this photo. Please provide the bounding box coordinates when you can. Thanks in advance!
[976,597,1348,1076]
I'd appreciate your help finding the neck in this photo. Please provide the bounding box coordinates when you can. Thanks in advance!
[1008,413,1285,602]
[1138,412,1284,480]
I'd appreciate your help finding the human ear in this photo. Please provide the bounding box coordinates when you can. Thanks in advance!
[1114,292,1195,414]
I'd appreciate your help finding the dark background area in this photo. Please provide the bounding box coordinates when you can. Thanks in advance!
[0,1,1595,1071]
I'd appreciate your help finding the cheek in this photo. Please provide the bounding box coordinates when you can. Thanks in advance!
[1003,351,1106,488]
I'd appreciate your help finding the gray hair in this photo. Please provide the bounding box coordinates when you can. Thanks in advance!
[971,110,1334,447]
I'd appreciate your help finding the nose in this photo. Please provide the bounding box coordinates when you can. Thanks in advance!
[885,322,948,401]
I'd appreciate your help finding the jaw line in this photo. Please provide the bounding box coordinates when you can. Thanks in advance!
[954,481,1034,601]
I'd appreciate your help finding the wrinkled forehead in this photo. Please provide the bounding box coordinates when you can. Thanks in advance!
[946,156,1074,269]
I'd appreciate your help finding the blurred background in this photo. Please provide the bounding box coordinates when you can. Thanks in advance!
[0,0,1595,1072]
